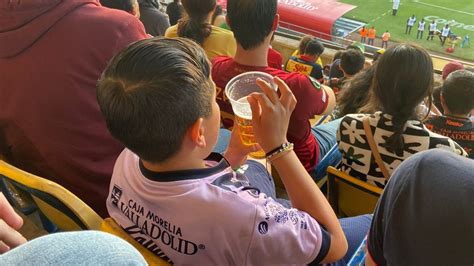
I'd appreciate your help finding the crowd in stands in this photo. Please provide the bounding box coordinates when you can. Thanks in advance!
[0,0,472,264]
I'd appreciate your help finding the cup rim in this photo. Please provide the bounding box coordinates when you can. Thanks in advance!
[224,71,276,102]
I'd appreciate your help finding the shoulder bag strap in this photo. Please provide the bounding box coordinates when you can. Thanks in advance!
[363,117,391,180]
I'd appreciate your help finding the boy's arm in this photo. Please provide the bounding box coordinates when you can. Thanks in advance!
[248,77,347,263]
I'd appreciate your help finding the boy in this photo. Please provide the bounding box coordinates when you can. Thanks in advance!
[97,37,353,264]
[285,38,325,82]
[331,49,365,93]
[425,70,474,158]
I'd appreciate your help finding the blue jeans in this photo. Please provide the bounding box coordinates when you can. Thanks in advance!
[213,128,231,154]
[311,118,343,181]
[0,231,146,265]
[241,160,291,208]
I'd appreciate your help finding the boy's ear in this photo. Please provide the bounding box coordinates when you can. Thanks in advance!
[272,14,280,31]
[189,118,206,148]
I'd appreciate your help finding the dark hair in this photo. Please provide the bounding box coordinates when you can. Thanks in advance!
[211,5,223,25]
[368,43,434,156]
[101,0,136,12]
[338,63,376,116]
[304,39,324,56]
[442,70,474,115]
[298,35,313,54]
[97,38,213,163]
[227,0,277,50]
[340,49,365,75]
[177,0,216,45]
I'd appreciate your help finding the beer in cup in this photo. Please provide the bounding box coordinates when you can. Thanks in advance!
[225,71,276,158]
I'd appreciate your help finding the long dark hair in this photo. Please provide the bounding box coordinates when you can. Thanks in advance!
[178,0,216,45]
[366,43,434,156]
[338,63,376,117]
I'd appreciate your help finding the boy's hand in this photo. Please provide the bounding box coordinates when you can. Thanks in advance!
[0,192,27,253]
[223,126,260,169]
[248,77,296,153]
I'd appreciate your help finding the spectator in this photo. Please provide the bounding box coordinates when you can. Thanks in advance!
[372,49,385,62]
[416,18,425,39]
[405,15,416,34]
[212,0,341,181]
[381,30,390,48]
[165,0,236,60]
[166,0,183,26]
[440,24,451,46]
[331,49,365,94]
[329,44,364,89]
[425,70,474,158]
[367,26,376,46]
[98,37,371,265]
[211,5,226,27]
[334,63,376,118]
[359,26,368,43]
[427,20,437,40]
[138,0,170,36]
[366,149,474,265]
[285,38,325,82]
[433,61,464,113]
[0,0,147,217]
[101,0,140,17]
[291,35,324,67]
[337,43,467,188]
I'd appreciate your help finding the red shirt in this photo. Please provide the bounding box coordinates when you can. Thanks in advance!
[0,0,147,217]
[267,47,283,70]
[212,57,329,172]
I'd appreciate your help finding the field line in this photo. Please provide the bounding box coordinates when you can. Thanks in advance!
[413,0,474,16]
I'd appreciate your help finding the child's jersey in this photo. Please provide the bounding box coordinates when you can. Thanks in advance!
[107,150,330,265]
[285,55,324,82]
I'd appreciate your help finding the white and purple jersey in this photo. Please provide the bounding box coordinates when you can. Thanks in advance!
[107,149,330,265]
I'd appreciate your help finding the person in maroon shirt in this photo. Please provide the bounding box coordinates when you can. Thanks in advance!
[0,0,148,217]
[212,0,337,176]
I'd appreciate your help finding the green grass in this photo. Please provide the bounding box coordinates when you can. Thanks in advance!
[340,0,474,61]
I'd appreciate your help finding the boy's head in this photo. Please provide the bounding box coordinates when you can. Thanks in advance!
[298,35,313,54]
[226,0,278,50]
[441,70,474,116]
[97,38,218,163]
[340,49,365,77]
[303,39,324,58]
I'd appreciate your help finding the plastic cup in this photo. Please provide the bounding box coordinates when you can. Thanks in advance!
[225,71,276,158]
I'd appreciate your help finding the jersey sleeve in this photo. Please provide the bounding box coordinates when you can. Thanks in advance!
[246,197,331,264]
[287,75,329,121]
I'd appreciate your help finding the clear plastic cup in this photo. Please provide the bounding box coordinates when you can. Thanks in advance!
[225,71,277,158]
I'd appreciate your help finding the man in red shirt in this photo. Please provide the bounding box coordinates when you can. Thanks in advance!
[0,0,148,217]
[212,0,337,176]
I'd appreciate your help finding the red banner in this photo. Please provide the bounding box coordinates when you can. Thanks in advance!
[217,0,355,38]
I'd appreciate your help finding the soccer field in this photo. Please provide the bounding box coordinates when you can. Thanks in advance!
[339,0,474,61]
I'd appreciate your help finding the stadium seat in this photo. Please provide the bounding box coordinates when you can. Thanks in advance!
[326,166,382,217]
[101,218,171,266]
[0,160,103,231]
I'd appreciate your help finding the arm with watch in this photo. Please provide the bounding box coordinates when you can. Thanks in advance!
[242,77,347,263]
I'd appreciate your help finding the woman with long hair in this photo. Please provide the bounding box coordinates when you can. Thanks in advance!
[165,0,236,60]
[337,43,467,188]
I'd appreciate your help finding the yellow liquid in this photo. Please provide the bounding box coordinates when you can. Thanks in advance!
[235,116,265,159]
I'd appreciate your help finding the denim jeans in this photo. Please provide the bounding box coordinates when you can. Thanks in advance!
[0,231,146,265]
[311,118,343,181]
[213,128,231,154]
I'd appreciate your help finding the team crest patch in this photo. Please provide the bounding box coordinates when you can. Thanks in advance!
[110,185,122,207]
[309,76,321,90]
